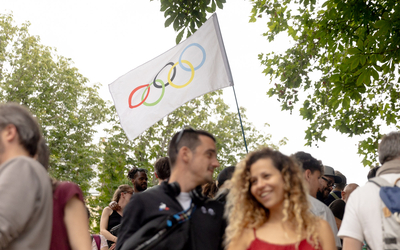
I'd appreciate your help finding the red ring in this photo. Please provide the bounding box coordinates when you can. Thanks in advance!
[128,84,150,109]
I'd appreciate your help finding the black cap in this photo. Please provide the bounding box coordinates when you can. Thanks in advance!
[217,166,235,188]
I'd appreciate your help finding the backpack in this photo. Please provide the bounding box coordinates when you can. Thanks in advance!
[91,235,101,250]
[369,177,400,250]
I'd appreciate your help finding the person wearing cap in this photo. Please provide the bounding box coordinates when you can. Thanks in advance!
[317,165,342,202]
[214,166,235,204]
[324,170,347,206]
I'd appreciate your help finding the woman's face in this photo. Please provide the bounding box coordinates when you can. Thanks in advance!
[250,158,285,211]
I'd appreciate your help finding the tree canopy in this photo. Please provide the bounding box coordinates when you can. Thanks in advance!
[0,13,108,195]
[157,0,400,166]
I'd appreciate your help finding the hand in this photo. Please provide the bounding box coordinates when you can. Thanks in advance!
[109,201,121,211]
[110,243,116,250]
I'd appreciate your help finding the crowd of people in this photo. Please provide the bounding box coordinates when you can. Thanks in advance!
[0,102,399,250]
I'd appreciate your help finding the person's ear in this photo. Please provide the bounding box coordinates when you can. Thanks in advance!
[2,124,17,142]
[304,169,311,181]
[180,146,192,163]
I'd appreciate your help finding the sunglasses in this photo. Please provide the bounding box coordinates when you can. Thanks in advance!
[174,126,196,153]
[321,176,335,188]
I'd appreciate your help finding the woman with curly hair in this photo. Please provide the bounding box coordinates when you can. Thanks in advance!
[100,185,133,249]
[225,148,336,250]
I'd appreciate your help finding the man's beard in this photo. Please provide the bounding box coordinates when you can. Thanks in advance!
[316,188,330,202]
[135,182,147,192]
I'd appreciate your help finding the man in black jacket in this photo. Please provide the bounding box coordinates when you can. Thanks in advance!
[116,128,225,250]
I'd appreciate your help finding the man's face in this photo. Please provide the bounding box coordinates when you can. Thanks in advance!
[305,169,321,198]
[188,135,220,186]
[133,172,148,192]
[318,175,334,199]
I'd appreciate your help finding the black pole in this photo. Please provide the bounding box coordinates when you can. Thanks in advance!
[232,85,248,154]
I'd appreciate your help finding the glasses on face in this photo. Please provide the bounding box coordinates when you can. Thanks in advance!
[174,126,196,153]
[321,176,334,188]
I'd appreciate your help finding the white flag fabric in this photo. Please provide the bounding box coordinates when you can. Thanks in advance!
[109,13,233,140]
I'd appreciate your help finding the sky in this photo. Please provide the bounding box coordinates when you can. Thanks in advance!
[2,0,379,186]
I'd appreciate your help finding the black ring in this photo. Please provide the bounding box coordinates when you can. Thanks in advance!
[153,62,176,88]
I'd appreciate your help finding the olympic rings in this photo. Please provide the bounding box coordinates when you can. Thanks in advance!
[179,43,206,72]
[128,43,206,109]
[168,60,194,89]
[141,79,165,106]
[153,62,176,89]
[128,84,150,109]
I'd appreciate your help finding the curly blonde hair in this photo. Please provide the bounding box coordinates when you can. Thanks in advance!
[225,147,319,249]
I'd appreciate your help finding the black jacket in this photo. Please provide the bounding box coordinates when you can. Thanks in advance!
[116,182,226,250]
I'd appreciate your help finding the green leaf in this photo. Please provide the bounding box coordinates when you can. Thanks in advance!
[176,29,185,44]
[342,96,350,109]
[348,48,360,55]
[350,56,359,70]
[164,16,175,28]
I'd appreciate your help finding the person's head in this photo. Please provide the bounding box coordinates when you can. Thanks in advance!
[378,132,400,165]
[35,137,50,170]
[334,170,347,191]
[127,167,148,192]
[217,166,235,189]
[367,166,380,179]
[0,103,41,163]
[226,148,318,247]
[167,127,220,189]
[293,151,323,198]
[112,185,133,209]
[154,157,171,183]
[318,166,342,200]
[341,183,359,202]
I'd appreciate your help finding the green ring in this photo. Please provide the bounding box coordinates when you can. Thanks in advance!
[141,79,165,106]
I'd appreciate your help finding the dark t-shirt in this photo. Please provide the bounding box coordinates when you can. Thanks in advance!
[107,210,122,247]
[49,181,84,250]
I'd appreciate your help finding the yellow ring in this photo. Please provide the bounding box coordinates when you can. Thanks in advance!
[168,60,195,89]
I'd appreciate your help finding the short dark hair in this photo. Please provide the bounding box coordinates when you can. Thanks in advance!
[168,128,216,167]
[217,166,235,188]
[293,151,323,174]
[154,157,171,180]
[36,137,50,170]
[367,166,380,179]
[127,166,148,180]
[0,103,41,156]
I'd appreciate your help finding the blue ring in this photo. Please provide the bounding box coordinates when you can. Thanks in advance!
[179,43,206,72]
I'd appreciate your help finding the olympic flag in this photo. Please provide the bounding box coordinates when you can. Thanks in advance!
[109,13,233,140]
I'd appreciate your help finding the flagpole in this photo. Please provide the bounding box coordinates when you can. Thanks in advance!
[232,85,248,154]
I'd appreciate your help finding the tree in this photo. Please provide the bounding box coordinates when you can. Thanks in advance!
[154,0,400,167]
[90,90,285,232]
[0,13,108,195]
[249,0,400,166]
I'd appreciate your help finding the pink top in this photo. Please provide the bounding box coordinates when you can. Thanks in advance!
[50,181,84,250]
[247,228,317,250]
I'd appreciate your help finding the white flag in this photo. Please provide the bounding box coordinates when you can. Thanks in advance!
[109,13,233,140]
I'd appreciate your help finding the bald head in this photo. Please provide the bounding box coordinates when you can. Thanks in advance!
[341,183,359,202]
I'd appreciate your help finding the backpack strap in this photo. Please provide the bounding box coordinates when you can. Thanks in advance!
[330,191,340,200]
[93,235,101,250]
[369,176,392,187]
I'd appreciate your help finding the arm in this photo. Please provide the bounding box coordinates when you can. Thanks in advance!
[100,206,117,242]
[64,196,91,250]
[317,219,336,250]
[342,237,362,250]
[0,162,39,248]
